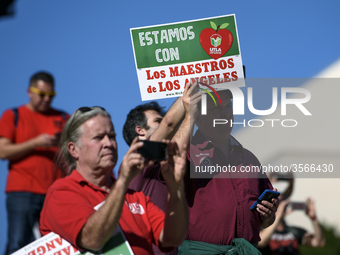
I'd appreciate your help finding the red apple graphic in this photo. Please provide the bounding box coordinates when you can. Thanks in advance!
[200,21,233,60]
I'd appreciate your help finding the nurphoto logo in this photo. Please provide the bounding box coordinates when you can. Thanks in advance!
[199,79,312,128]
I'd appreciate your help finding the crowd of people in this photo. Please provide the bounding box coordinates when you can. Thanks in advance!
[0,71,325,255]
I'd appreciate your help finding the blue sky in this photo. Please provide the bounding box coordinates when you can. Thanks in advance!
[0,0,339,251]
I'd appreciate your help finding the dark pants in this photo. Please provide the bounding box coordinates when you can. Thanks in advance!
[5,192,45,255]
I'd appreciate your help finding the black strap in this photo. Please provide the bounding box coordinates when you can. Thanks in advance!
[12,107,18,127]
[61,111,67,121]
[12,108,67,127]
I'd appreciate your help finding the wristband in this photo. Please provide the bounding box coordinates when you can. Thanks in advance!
[310,215,317,221]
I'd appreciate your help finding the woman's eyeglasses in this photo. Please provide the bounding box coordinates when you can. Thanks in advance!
[30,86,56,99]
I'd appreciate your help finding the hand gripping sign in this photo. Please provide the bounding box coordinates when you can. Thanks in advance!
[11,202,134,255]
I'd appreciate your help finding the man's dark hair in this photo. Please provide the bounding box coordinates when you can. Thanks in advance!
[29,71,55,88]
[123,101,165,146]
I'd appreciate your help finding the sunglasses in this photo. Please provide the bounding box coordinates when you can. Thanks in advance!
[76,106,106,113]
[30,86,56,99]
[67,106,107,139]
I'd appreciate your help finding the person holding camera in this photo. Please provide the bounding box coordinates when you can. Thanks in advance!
[258,177,326,254]
[122,83,201,255]
[39,106,188,255]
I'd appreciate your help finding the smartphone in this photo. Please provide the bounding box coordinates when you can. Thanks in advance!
[54,131,62,137]
[137,140,167,161]
[289,202,306,211]
[250,189,280,211]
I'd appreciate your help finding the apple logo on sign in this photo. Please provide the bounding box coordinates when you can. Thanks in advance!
[200,21,233,60]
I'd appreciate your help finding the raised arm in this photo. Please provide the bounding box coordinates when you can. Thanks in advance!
[301,198,326,247]
[149,97,185,142]
[150,82,203,147]
[76,138,146,251]
[158,141,188,248]
[171,82,203,153]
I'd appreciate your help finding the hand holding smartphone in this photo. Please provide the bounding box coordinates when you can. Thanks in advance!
[137,140,167,161]
[250,189,280,211]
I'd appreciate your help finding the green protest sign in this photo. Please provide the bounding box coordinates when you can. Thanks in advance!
[130,14,244,101]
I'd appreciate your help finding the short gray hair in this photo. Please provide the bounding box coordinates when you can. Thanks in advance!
[57,106,111,175]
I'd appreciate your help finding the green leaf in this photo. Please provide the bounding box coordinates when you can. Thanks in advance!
[219,23,229,29]
[210,21,217,30]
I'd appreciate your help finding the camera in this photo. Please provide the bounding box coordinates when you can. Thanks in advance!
[137,140,167,161]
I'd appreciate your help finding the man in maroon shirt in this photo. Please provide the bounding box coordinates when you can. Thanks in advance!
[124,83,277,254]
[179,88,278,254]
